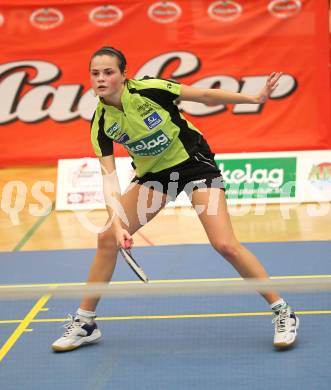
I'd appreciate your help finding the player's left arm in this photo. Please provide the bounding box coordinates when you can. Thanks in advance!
[179,72,282,105]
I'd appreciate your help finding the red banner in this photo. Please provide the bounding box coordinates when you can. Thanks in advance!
[0,0,329,166]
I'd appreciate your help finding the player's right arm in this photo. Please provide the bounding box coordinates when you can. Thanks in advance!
[179,72,282,105]
[99,155,133,249]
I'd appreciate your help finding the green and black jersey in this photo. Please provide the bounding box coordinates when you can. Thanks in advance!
[90,77,211,177]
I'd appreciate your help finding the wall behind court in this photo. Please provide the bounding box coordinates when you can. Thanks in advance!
[0,0,329,166]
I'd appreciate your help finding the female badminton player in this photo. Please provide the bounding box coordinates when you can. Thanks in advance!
[52,47,299,352]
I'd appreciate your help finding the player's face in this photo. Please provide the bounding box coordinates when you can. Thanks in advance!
[90,55,126,99]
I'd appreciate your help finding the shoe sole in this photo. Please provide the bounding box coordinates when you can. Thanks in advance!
[273,316,299,350]
[52,331,102,352]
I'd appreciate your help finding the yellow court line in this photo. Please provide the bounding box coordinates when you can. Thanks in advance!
[0,274,330,289]
[67,310,331,321]
[0,295,51,363]
[0,310,330,325]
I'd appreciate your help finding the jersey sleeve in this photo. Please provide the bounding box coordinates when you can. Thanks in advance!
[90,108,114,157]
[133,77,181,105]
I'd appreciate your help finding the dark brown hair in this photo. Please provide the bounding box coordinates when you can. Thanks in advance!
[90,46,127,73]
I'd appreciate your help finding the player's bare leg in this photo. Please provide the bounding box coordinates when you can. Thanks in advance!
[79,183,167,311]
[52,184,167,352]
[190,188,299,349]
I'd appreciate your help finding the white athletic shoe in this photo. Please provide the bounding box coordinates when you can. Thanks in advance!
[272,306,299,349]
[51,314,102,352]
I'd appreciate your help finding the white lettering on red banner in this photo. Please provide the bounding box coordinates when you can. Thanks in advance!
[0,53,297,124]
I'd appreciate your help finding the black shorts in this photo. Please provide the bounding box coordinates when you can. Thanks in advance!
[131,151,225,200]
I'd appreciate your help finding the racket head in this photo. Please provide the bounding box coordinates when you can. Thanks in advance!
[119,248,149,283]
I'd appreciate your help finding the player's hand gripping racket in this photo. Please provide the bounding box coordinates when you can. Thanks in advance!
[119,247,149,283]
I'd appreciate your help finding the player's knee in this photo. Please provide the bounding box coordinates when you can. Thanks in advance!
[212,239,241,260]
[97,230,117,251]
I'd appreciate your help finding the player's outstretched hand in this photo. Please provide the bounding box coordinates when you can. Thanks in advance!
[255,72,282,104]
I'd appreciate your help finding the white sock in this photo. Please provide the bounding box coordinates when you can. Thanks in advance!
[75,308,96,324]
[270,298,287,312]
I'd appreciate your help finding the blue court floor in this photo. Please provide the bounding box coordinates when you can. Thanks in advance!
[0,241,330,390]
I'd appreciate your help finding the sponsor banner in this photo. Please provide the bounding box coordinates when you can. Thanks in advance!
[55,150,331,210]
[296,151,331,203]
[215,157,297,201]
[0,0,330,167]
[56,157,134,210]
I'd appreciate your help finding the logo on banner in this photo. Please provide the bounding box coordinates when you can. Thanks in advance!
[268,0,302,18]
[148,2,182,24]
[70,161,102,189]
[216,157,297,199]
[67,192,104,205]
[208,1,242,22]
[126,130,171,156]
[143,112,162,129]
[89,5,123,26]
[308,163,331,191]
[30,8,64,30]
[0,58,297,124]
[67,193,84,204]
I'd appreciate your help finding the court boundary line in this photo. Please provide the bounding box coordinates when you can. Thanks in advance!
[12,201,55,252]
[0,310,330,325]
[0,200,55,363]
[0,274,330,361]
[0,294,51,362]
[0,274,330,289]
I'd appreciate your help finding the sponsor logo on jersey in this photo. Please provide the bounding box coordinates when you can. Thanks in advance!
[30,8,64,30]
[143,112,162,129]
[125,130,171,156]
[137,102,154,117]
[106,122,121,137]
[115,133,130,144]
